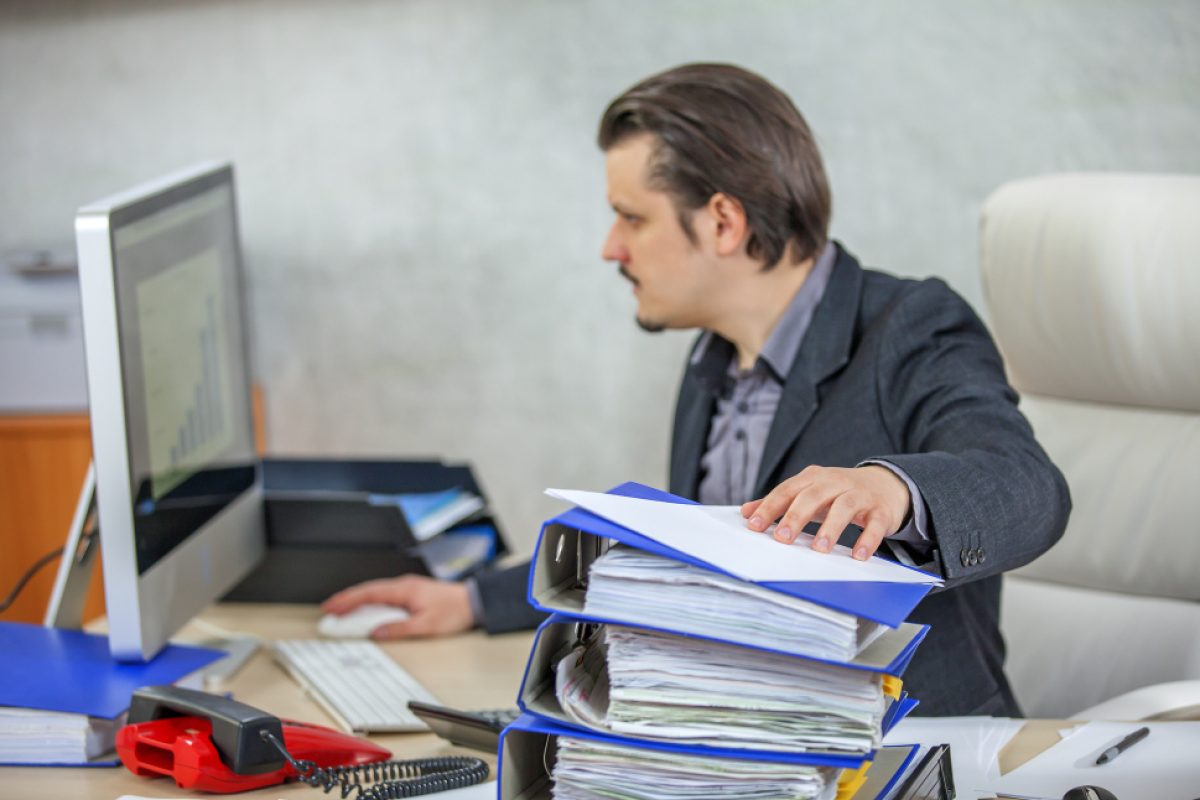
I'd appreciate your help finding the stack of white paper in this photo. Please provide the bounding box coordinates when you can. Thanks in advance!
[552,736,838,800]
[583,547,884,662]
[556,625,885,755]
[0,707,120,764]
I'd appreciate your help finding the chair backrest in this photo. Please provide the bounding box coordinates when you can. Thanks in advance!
[979,173,1200,719]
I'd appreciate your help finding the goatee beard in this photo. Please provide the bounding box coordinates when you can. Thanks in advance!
[636,316,665,333]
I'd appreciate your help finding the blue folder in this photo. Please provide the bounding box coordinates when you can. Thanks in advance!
[0,622,224,718]
[532,481,935,629]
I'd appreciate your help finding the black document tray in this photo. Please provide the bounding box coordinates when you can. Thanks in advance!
[222,457,508,603]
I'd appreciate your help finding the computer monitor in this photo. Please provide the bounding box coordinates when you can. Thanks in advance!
[71,161,266,662]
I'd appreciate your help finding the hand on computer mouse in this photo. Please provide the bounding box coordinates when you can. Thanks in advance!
[317,603,412,638]
[1062,786,1118,800]
[320,575,475,639]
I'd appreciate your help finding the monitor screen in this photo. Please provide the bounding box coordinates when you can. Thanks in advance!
[75,162,265,662]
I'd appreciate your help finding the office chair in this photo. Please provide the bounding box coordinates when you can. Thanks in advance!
[979,173,1200,720]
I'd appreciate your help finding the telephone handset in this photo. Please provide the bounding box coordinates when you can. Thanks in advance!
[118,685,489,796]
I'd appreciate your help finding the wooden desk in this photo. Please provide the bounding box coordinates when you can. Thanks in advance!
[4,603,535,800]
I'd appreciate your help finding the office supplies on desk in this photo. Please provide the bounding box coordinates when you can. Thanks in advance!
[1093,725,1148,765]
[0,621,224,766]
[375,486,486,542]
[414,522,500,580]
[271,639,438,732]
[118,685,489,795]
[317,603,412,638]
[118,686,390,792]
[406,701,520,753]
[225,458,510,604]
[993,720,1200,799]
[887,743,955,800]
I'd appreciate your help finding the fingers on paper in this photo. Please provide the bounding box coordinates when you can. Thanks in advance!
[743,466,900,559]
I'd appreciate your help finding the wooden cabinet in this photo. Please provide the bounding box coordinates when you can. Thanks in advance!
[0,413,104,624]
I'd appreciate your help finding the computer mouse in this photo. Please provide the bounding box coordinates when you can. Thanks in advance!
[1063,786,1118,800]
[317,603,411,638]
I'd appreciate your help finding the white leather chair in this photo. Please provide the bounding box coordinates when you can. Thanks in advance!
[979,173,1200,720]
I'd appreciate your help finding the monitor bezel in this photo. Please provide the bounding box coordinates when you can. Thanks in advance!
[75,161,266,662]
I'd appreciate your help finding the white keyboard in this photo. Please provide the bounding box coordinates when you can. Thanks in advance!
[272,639,439,733]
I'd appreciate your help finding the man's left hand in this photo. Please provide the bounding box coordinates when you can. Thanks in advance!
[741,465,911,561]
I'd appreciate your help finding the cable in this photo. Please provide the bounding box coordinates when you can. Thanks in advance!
[261,730,489,799]
[0,546,63,613]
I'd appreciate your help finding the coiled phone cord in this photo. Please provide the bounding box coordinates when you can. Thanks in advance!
[261,730,489,799]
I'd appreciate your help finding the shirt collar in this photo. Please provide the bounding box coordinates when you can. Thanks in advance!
[691,241,837,389]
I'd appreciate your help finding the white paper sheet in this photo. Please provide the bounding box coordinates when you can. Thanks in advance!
[546,489,941,585]
[884,715,1023,799]
[992,721,1200,800]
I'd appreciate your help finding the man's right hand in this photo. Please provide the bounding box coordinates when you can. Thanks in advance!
[320,575,475,640]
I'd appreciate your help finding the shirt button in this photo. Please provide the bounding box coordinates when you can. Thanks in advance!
[737,401,750,414]
[734,429,746,442]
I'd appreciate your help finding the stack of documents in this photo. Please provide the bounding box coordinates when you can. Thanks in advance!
[0,707,123,765]
[584,547,884,662]
[380,487,486,542]
[370,487,496,579]
[495,482,942,800]
[556,624,887,755]
[553,734,836,800]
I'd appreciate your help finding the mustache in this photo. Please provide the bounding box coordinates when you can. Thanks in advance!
[618,264,639,286]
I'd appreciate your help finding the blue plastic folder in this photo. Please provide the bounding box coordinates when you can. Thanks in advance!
[0,622,224,718]
[533,481,935,629]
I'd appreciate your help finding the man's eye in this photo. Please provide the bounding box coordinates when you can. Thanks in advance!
[622,213,641,226]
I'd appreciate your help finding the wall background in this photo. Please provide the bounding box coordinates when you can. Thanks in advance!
[3,0,1198,554]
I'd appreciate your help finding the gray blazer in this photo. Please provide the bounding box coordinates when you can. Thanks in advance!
[669,244,1070,716]
[477,243,1069,716]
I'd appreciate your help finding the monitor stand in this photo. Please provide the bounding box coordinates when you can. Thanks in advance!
[42,462,259,687]
[44,462,99,629]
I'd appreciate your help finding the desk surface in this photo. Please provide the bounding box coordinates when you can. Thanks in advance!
[4,603,535,800]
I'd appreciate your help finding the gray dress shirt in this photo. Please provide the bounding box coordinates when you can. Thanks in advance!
[693,243,929,545]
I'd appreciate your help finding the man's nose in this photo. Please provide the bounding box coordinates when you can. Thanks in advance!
[601,224,627,263]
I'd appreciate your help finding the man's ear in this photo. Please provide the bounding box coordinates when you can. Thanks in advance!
[705,192,748,257]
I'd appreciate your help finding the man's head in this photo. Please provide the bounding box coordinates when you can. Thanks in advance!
[598,63,831,333]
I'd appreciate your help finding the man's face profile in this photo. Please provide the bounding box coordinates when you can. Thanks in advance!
[601,134,720,334]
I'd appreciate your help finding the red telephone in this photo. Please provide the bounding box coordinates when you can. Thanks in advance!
[117,685,392,793]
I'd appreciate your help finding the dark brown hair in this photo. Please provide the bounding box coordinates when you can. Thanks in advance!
[598,63,830,268]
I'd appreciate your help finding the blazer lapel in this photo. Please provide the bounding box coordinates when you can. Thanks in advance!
[669,384,714,499]
[753,246,863,497]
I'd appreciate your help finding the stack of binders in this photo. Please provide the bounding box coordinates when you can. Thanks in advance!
[497,482,944,800]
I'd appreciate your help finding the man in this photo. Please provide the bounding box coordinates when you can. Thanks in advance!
[324,64,1070,716]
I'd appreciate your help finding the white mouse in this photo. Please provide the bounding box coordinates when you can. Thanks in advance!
[317,603,412,638]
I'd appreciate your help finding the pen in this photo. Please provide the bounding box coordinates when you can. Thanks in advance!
[1095,725,1150,765]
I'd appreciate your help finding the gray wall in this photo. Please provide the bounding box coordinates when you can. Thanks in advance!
[3,0,1198,553]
